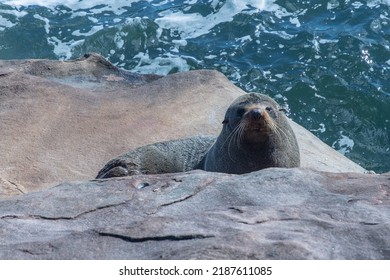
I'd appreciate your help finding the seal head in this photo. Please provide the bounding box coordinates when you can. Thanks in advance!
[199,93,300,174]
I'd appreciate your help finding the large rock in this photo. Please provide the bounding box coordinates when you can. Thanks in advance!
[0,169,389,259]
[0,54,387,260]
[0,54,366,197]
[0,54,242,195]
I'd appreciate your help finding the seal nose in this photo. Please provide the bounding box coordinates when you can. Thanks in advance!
[248,109,262,121]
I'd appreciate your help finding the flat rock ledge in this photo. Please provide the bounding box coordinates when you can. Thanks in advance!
[1,168,389,260]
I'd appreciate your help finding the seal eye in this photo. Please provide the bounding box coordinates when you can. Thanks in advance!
[236,108,246,118]
[266,106,278,118]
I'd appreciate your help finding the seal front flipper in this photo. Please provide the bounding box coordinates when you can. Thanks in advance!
[97,166,129,179]
[96,158,140,179]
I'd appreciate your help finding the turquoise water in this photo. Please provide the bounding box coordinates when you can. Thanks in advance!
[1,0,389,173]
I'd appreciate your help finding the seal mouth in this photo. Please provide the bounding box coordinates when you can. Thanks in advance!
[245,122,271,140]
[247,123,268,133]
[252,127,267,133]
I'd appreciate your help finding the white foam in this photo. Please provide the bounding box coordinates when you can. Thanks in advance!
[236,35,252,43]
[275,73,284,78]
[255,20,296,40]
[0,7,27,17]
[367,0,390,7]
[0,8,28,30]
[88,17,99,24]
[315,93,326,99]
[205,54,217,59]
[230,71,241,81]
[132,51,190,75]
[332,132,355,155]
[289,17,301,27]
[70,11,88,18]
[0,15,16,31]
[114,31,127,49]
[156,0,270,39]
[3,0,144,11]
[33,14,50,33]
[264,30,296,40]
[319,38,339,44]
[311,123,326,133]
[48,36,84,60]
[172,39,188,49]
[4,0,59,7]
[210,0,219,10]
[269,3,292,19]
[71,25,104,37]
[312,37,320,53]
[151,0,173,7]
[327,0,340,10]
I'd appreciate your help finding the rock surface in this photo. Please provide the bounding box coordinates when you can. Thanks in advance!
[1,54,387,260]
[0,54,242,195]
[0,54,366,197]
[0,169,389,259]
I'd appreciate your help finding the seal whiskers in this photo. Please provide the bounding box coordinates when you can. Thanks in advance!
[228,120,247,161]
[268,117,288,142]
[219,119,247,162]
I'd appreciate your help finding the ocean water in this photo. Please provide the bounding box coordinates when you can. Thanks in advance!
[1,0,389,173]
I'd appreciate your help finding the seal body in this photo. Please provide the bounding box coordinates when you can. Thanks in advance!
[198,93,300,174]
[96,135,215,179]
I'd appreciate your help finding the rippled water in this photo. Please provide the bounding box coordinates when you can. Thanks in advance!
[1,0,389,172]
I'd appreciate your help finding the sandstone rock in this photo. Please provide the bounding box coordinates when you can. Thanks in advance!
[0,54,242,195]
[0,54,366,197]
[0,169,389,259]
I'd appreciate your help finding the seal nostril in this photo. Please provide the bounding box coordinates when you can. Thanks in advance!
[249,109,262,120]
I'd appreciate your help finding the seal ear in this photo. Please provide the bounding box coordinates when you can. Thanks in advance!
[278,108,287,113]
[222,119,229,124]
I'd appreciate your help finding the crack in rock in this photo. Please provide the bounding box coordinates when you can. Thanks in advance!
[359,221,380,226]
[17,244,58,256]
[98,232,215,243]
[237,217,299,225]
[228,207,245,213]
[0,201,130,221]
[159,178,215,208]
[7,180,26,194]
[145,178,215,215]
[160,194,195,208]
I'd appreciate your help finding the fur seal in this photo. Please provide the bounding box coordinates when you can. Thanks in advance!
[96,93,299,179]
[197,92,300,174]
